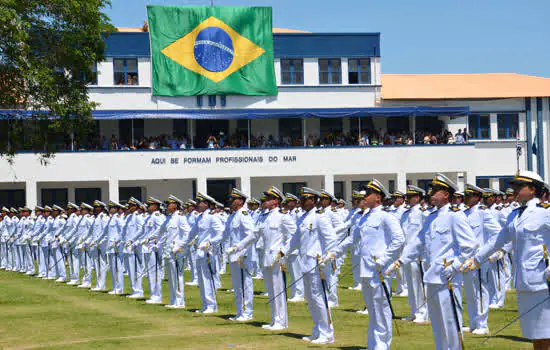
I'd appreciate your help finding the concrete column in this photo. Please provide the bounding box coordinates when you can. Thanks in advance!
[341,58,349,85]
[489,113,498,141]
[196,177,207,194]
[396,171,407,193]
[490,178,500,190]
[323,174,334,194]
[67,184,76,203]
[456,172,465,192]
[25,180,37,209]
[240,176,251,197]
[345,179,353,204]
[108,179,119,203]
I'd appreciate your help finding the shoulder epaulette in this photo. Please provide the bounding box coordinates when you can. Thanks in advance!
[419,207,426,212]
[495,206,503,211]
[209,210,215,215]
[295,209,300,213]
[537,203,550,209]
[242,211,248,215]
[450,206,461,212]
[331,208,337,212]
[405,205,411,210]
[479,205,487,210]
[155,212,160,216]
[383,207,390,212]
[280,208,288,214]
[316,209,324,214]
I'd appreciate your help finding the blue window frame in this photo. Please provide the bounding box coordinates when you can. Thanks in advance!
[281,59,304,85]
[417,179,432,192]
[348,58,371,84]
[208,95,216,107]
[319,59,341,84]
[196,96,203,107]
[113,58,138,85]
[81,63,97,85]
[220,95,227,107]
[468,114,490,139]
[497,113,519,139]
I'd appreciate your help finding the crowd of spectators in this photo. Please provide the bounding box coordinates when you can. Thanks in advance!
[59,128,471,151]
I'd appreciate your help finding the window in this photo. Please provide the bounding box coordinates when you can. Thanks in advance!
[388,180,395,194]
[417,180,432,192]
[468,114,490,139]
[283,182,306,196]
[113,58,138,85]
[41,188,68,207]
[334,181,345,200]
[208,95,216,107]
[118,119,144,146]
[81,64,98,85]
[320,118,343,141]
[0,190,25,208]
[497,114,519,139]
[75,188,101,205]
[279,118,302,140]
[281,59,304,85]
[196,96,203,107]
[348,58,371,84]
[119,187,143,203]
[476,178,490,189]
[220,95,227,107]
[351,181,369,192]
[319,59,341,84]
[173,119,188,138]
[499,177,513,191]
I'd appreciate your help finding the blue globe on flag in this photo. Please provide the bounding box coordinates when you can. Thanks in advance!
[194,27,234,73]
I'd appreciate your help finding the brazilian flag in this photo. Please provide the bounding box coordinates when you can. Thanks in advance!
[147,6,278,96]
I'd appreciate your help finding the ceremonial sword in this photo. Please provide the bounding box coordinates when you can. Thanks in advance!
[444,258,465,350]
[374,255,400,336]
[318,255,333,326]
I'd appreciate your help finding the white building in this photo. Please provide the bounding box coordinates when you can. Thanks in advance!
[1,27,550,208]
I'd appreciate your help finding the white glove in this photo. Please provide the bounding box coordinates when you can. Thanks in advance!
[489,251,504,262]
[323,251,336,264]
[374,256,386,273]
[442,263,458,280]
[545,266,550,282]
[385,260,402,276]
[225,246,238,255]
[460,257,480,272]
[199,241,211,250]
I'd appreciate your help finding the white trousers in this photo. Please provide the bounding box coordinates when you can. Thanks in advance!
[144,251,162,301]
[124,253,143,295]
[351,254,361,287]
[304,266,334,341]
[108,252,124,293]
[81,249,93,285]
[197,256,218,311]
[487,260,506,307]
[187,248,198,283]
[362,277,393,350]
[68,248,80,282]
[166,256,185,306]
[50,246,66,279]
[395,264,408,294]
[404,262,428,321]
[229,261,254,318]
[324,262,339,305]
[264,264,287,327]
[463,269,489,329]
[288,255,304,299]
[427,283,464,350]
[92,249,107,290]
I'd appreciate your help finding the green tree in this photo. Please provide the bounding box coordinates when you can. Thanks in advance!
[0,0,115,163]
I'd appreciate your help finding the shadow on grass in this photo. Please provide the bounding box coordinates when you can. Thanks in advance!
[490,335,530,343]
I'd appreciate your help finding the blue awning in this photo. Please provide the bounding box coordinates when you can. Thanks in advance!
[0,106,470,120]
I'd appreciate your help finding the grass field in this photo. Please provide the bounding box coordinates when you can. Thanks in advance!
[0,260,531,350]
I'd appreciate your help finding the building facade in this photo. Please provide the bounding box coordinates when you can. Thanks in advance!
[1,28,549,208]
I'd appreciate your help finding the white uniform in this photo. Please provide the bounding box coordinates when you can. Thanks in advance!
[163,212,191,307]
[399,204,428,322]
[61,212,80,283]
[0,216,8,269]
[48,215,67,281]
[476,198,550,340]
[88,212,109,290]
[390,204,408,295]
[235,207,296,328]
[223,207,256,318]
[401,203,477,350]
[71,213,94,286]
[287,207,305,300]
[185,210,200,284]
[463,203,500,331]
[181,210,224,312]
[323,207,344,306]
[487,203,507,307]
[335,205,405,350]
[122,211,146,297]
[36,216,53,277]
[106,213,124,294]
[285,207,338,342]
[141,211,166,302]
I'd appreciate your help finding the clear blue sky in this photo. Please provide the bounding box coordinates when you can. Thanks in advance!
[104,0,550,77]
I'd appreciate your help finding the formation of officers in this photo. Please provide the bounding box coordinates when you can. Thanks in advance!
[1,171,549,349]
